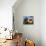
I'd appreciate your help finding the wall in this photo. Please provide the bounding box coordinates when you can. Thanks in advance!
[13,0,41,46]
[41,0,46,46]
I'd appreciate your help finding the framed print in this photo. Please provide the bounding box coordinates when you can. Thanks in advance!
[23,16,34,24]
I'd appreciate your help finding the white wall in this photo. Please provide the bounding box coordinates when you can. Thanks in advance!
[0,0,16,29]
[13,0,41,46]
[41,0,46,46]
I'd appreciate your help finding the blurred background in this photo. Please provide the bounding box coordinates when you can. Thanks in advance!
[0,0,46,46]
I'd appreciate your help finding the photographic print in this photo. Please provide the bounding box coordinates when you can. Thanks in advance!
[23,16,34,24]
